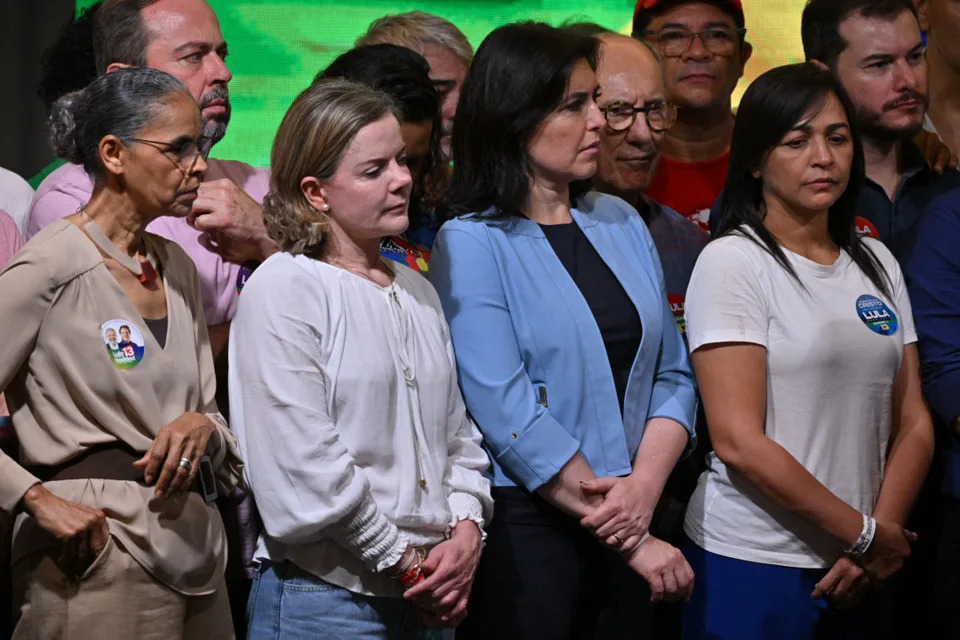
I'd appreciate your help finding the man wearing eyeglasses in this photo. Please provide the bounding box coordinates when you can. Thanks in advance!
[592,32,708,339]
[632,0,751,233]
[589,31,711,640]
[26,0,273,347]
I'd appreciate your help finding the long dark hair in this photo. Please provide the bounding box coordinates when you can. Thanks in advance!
[716,62,891,299]
[443,21,599,220]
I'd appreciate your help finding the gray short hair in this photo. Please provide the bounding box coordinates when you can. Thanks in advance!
[48,67,190,184]
[356,11,473,66]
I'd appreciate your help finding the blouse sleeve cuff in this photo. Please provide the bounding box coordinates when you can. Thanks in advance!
[203,414,227,468]
[445,491,487,542]
[334,498,407,572]
[0,458,41,512]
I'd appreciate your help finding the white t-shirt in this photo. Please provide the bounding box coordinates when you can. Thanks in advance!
[0,167,34,234]
[682,230,917,569]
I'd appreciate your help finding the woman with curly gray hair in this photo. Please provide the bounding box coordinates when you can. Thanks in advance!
[1,66,243,638]
[228,78,492,639]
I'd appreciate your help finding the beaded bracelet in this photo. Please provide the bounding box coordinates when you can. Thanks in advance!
[392,546,428,589]
[389,546,420,579]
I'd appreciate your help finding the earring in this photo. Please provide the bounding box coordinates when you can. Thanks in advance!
[321,204,330,213]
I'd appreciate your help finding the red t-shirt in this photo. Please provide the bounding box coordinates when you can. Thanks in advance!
[646,152,730,233]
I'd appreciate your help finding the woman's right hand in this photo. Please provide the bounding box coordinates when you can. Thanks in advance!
[859,519,916,584]
[624,535,694,603]
[21,484,109,575]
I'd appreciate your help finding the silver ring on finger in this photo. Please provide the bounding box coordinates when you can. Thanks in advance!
[178,457,192,471]
[612,533,623,544]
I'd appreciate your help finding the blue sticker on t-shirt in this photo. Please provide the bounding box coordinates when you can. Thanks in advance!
[856,294,899,336]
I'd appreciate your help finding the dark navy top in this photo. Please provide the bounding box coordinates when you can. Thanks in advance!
[540,220,643,413]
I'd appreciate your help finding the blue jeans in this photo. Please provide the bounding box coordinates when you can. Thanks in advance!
[247,560,423,640]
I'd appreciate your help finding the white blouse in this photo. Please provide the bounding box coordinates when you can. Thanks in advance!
[228,252,492,596]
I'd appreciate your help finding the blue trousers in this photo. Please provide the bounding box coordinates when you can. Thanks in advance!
[682,539,894,640]
[247,560,423,640]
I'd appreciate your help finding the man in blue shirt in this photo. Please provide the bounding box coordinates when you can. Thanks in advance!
[801,0,960,261]
[905,187,960,636]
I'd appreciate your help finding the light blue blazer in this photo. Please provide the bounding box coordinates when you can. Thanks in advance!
[429,192,698,491]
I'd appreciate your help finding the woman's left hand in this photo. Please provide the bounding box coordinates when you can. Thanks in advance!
[403,519,483,627]
[579,476,657,553]
[133,412,216,498]
[811,556,870,609]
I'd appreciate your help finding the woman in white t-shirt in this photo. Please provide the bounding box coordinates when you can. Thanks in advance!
[681,63,934,640]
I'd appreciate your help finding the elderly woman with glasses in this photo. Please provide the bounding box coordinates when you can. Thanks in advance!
[0,68,242,639]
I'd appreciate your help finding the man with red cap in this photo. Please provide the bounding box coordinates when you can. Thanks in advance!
[633,0,750,232]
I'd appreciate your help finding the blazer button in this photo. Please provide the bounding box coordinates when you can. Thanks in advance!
[510,433,517,439]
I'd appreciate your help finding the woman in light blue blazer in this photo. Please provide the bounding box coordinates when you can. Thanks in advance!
[429,22,698,640]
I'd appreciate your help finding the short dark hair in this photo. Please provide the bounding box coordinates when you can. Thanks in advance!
[318,45,438,128]
[48,67,190,185]
[801,0,918,67]
[632,0,745,36]
[716,62,891,299]
[38,2,102,110]
[560,20,614,38]
[444,22,599,220]
[317,44,441,229]
[93,0,161,74]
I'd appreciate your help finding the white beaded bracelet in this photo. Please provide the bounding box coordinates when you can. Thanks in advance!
[846,514,877,557]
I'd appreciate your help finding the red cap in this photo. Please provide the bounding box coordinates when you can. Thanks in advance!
[633,0,745,34]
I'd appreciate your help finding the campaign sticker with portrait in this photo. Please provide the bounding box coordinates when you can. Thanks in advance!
[101,319,146,369]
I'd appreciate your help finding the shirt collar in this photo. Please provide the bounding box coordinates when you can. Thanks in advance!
[475,196,598,237]
[863,139,931,195]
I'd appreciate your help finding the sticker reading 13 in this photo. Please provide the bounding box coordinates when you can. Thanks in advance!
[100,319,146,369]
[855,294,899,336]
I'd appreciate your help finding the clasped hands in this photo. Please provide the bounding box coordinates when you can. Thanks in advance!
[811,519,917,610]
[394,519,483,628]
[579,475,694,603]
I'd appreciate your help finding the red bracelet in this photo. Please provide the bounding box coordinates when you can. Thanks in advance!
[400,567,424,589]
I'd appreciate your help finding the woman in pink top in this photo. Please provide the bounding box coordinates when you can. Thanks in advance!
[0,209,21,267]
[0,209,22,421]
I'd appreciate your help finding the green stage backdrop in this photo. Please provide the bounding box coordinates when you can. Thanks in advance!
[76,0,806,169]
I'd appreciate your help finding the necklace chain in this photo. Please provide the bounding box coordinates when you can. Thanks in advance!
[324,256,394,286]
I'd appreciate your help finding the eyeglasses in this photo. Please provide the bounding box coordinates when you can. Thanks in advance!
[130,137,213,173]
[643,27,747,57]
[599,100,678,133]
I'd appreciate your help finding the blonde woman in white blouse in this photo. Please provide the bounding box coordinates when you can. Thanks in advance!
[229,79,492,640]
